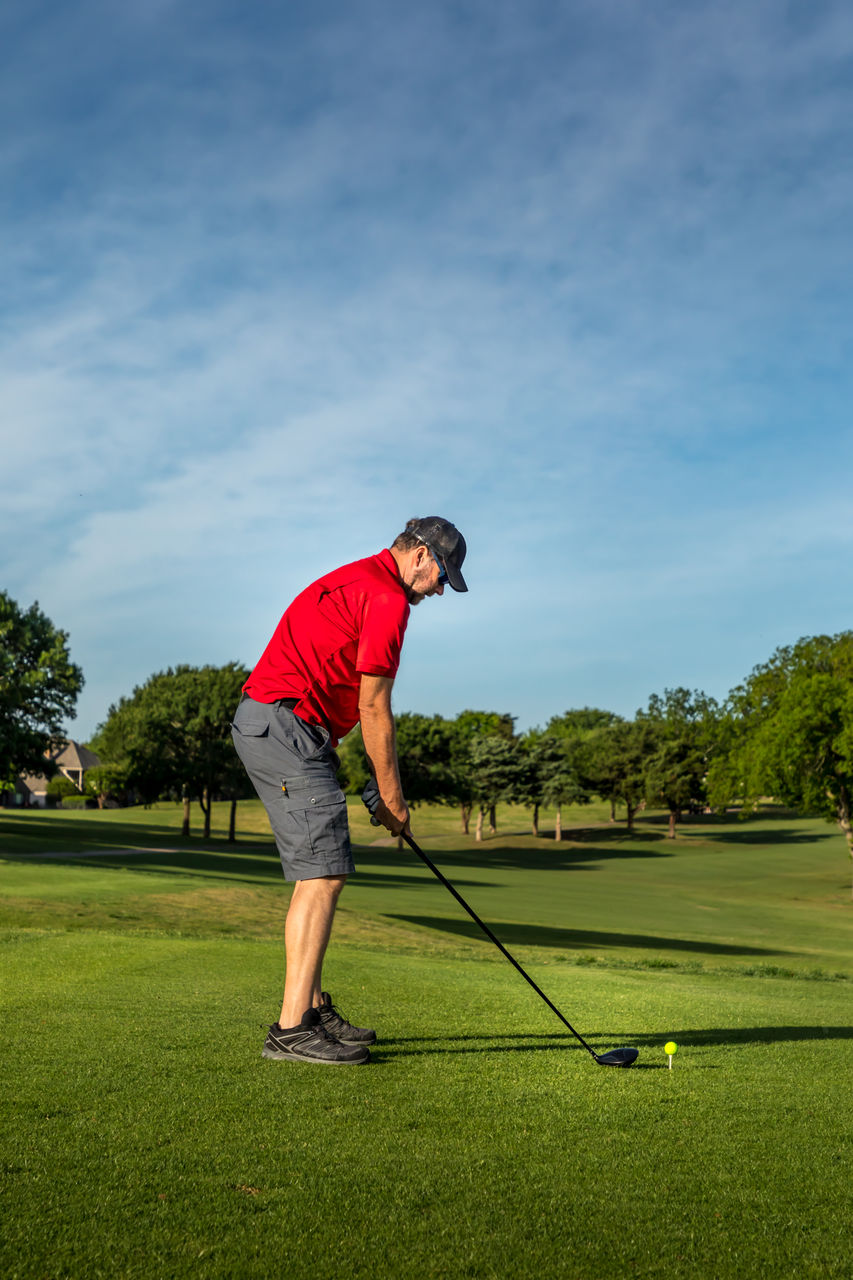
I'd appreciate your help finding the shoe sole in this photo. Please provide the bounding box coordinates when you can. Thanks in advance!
[262,1045,370,1065]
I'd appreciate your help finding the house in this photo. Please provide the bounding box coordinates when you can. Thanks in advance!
[4,741,101,808]
[53,741,101,791]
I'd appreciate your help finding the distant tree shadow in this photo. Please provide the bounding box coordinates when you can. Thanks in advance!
[362,841,673,875]
[698,828,833,845]
[618,1024,853,1047]
[4,845,496,895]
[371,1024,853,1061]
[554,825,666,844]
[388,914,793,957]
[5,845,286,887]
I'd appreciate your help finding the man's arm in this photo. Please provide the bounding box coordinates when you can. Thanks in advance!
[358,673,410,836]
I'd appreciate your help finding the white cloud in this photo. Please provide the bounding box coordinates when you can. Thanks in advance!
[5,0,853,741]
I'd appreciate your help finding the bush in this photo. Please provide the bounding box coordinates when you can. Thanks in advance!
[58,794,95,809]
[46,776,80,800]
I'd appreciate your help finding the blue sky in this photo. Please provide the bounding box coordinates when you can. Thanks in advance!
[3,0,853,742]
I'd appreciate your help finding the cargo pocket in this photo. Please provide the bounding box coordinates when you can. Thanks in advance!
[231,702,271,738]
[280,777,351,861]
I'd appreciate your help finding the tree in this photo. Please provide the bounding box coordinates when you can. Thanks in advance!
[447,710,516,834]
[176,665,252,840]
[515,730,549,836]
[84,762,131,809]
[91,678,185,809]
[46,775,79,804]
[538,737,589,841]
[708,633,853,893]
[0,592,84,789]
[394,713,456,807]
[91,663,249,838]
[538,708,617,838]
[638,688,720,837]
[336,724,371,795]
[514,730,589,839]
[545,708,622,739]
[584,718,656,832]
[467,734,523,841]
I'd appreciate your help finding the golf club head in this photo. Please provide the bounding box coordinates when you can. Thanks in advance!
[594,1047,639,1068]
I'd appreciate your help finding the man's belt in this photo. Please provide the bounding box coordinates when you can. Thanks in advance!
[240,692,300,710]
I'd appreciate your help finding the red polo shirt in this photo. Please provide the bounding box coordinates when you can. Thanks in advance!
[243,549,410,745]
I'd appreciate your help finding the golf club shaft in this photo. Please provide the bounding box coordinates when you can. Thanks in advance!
[402,832,598,1059]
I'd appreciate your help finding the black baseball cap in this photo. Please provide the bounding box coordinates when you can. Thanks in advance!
[405,516,468,592]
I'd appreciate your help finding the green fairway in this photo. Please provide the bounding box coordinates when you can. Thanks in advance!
[1,804,851,1278]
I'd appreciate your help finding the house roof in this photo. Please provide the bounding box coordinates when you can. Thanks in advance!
[18,772,48,793]
[54,741,101,771]
[14,742,102,793]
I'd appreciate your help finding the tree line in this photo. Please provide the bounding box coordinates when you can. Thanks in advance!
[2,590,853,886]
[336,695,715,841]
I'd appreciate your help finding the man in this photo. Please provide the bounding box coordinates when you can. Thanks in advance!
[232,516,468,1065]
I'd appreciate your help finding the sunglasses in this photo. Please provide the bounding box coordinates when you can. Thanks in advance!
[427,547,449,586]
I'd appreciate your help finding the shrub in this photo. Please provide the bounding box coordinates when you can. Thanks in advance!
[59,794,94,809]
[46,776,80,800]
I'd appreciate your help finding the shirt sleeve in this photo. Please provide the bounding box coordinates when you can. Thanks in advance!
[355,591,410,677]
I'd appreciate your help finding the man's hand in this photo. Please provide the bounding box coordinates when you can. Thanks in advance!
[361,775,410,837]
[374,796,411,838]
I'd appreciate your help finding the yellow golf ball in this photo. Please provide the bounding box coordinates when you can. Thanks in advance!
[664,1041,678,1056]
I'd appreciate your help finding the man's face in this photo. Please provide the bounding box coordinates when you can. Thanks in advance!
[404,546,446,606]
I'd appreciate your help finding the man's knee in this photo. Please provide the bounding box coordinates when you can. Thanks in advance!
[298,873,348,899]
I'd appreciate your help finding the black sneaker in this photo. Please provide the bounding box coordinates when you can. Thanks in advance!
[262,1009,370,1065]
[316,991,377,1045]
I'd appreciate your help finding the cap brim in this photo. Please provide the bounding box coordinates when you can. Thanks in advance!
[445,560,467,593]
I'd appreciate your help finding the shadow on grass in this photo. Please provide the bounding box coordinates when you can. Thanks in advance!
[374,842,674,874]
[1,845,495,894]
[555,825,667,843]
[2,845,285,883]
[626,1024,853,1046]
[697,828,834,845]
[0,813,202,848]
[388,914,794,957]
[375,1025,853,1060]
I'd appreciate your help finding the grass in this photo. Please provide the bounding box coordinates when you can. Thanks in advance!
[2,801,852,1278]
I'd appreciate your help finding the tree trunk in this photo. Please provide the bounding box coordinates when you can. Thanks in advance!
[668,809,678,839]
[228,798,237,843]
[200,786,211,840]
[475,806,485,842]
[460,803,471,835]
[834,787,853,898]
[554,806,562,841]
[532,802,539,838]
[609,797,616,823]
[488,804,496,836]
[626,802,637,833]
[182,790,191,838]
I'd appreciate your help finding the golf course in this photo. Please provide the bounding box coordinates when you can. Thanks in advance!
[2,799,851,1279]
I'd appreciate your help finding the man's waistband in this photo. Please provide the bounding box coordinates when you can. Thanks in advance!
[240,692,300,711]
[240,691,335,740]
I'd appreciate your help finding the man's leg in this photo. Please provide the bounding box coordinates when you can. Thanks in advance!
[279,874,348,1028]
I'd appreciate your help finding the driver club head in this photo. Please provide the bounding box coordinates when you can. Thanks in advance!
[594,1047,639,1068]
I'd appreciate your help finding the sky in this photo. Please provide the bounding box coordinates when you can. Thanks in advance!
[3,0,853,743]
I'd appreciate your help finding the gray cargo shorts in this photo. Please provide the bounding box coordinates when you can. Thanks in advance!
[231,695,354,882]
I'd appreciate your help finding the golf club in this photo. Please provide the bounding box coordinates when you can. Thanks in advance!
[362,785,638,1068]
